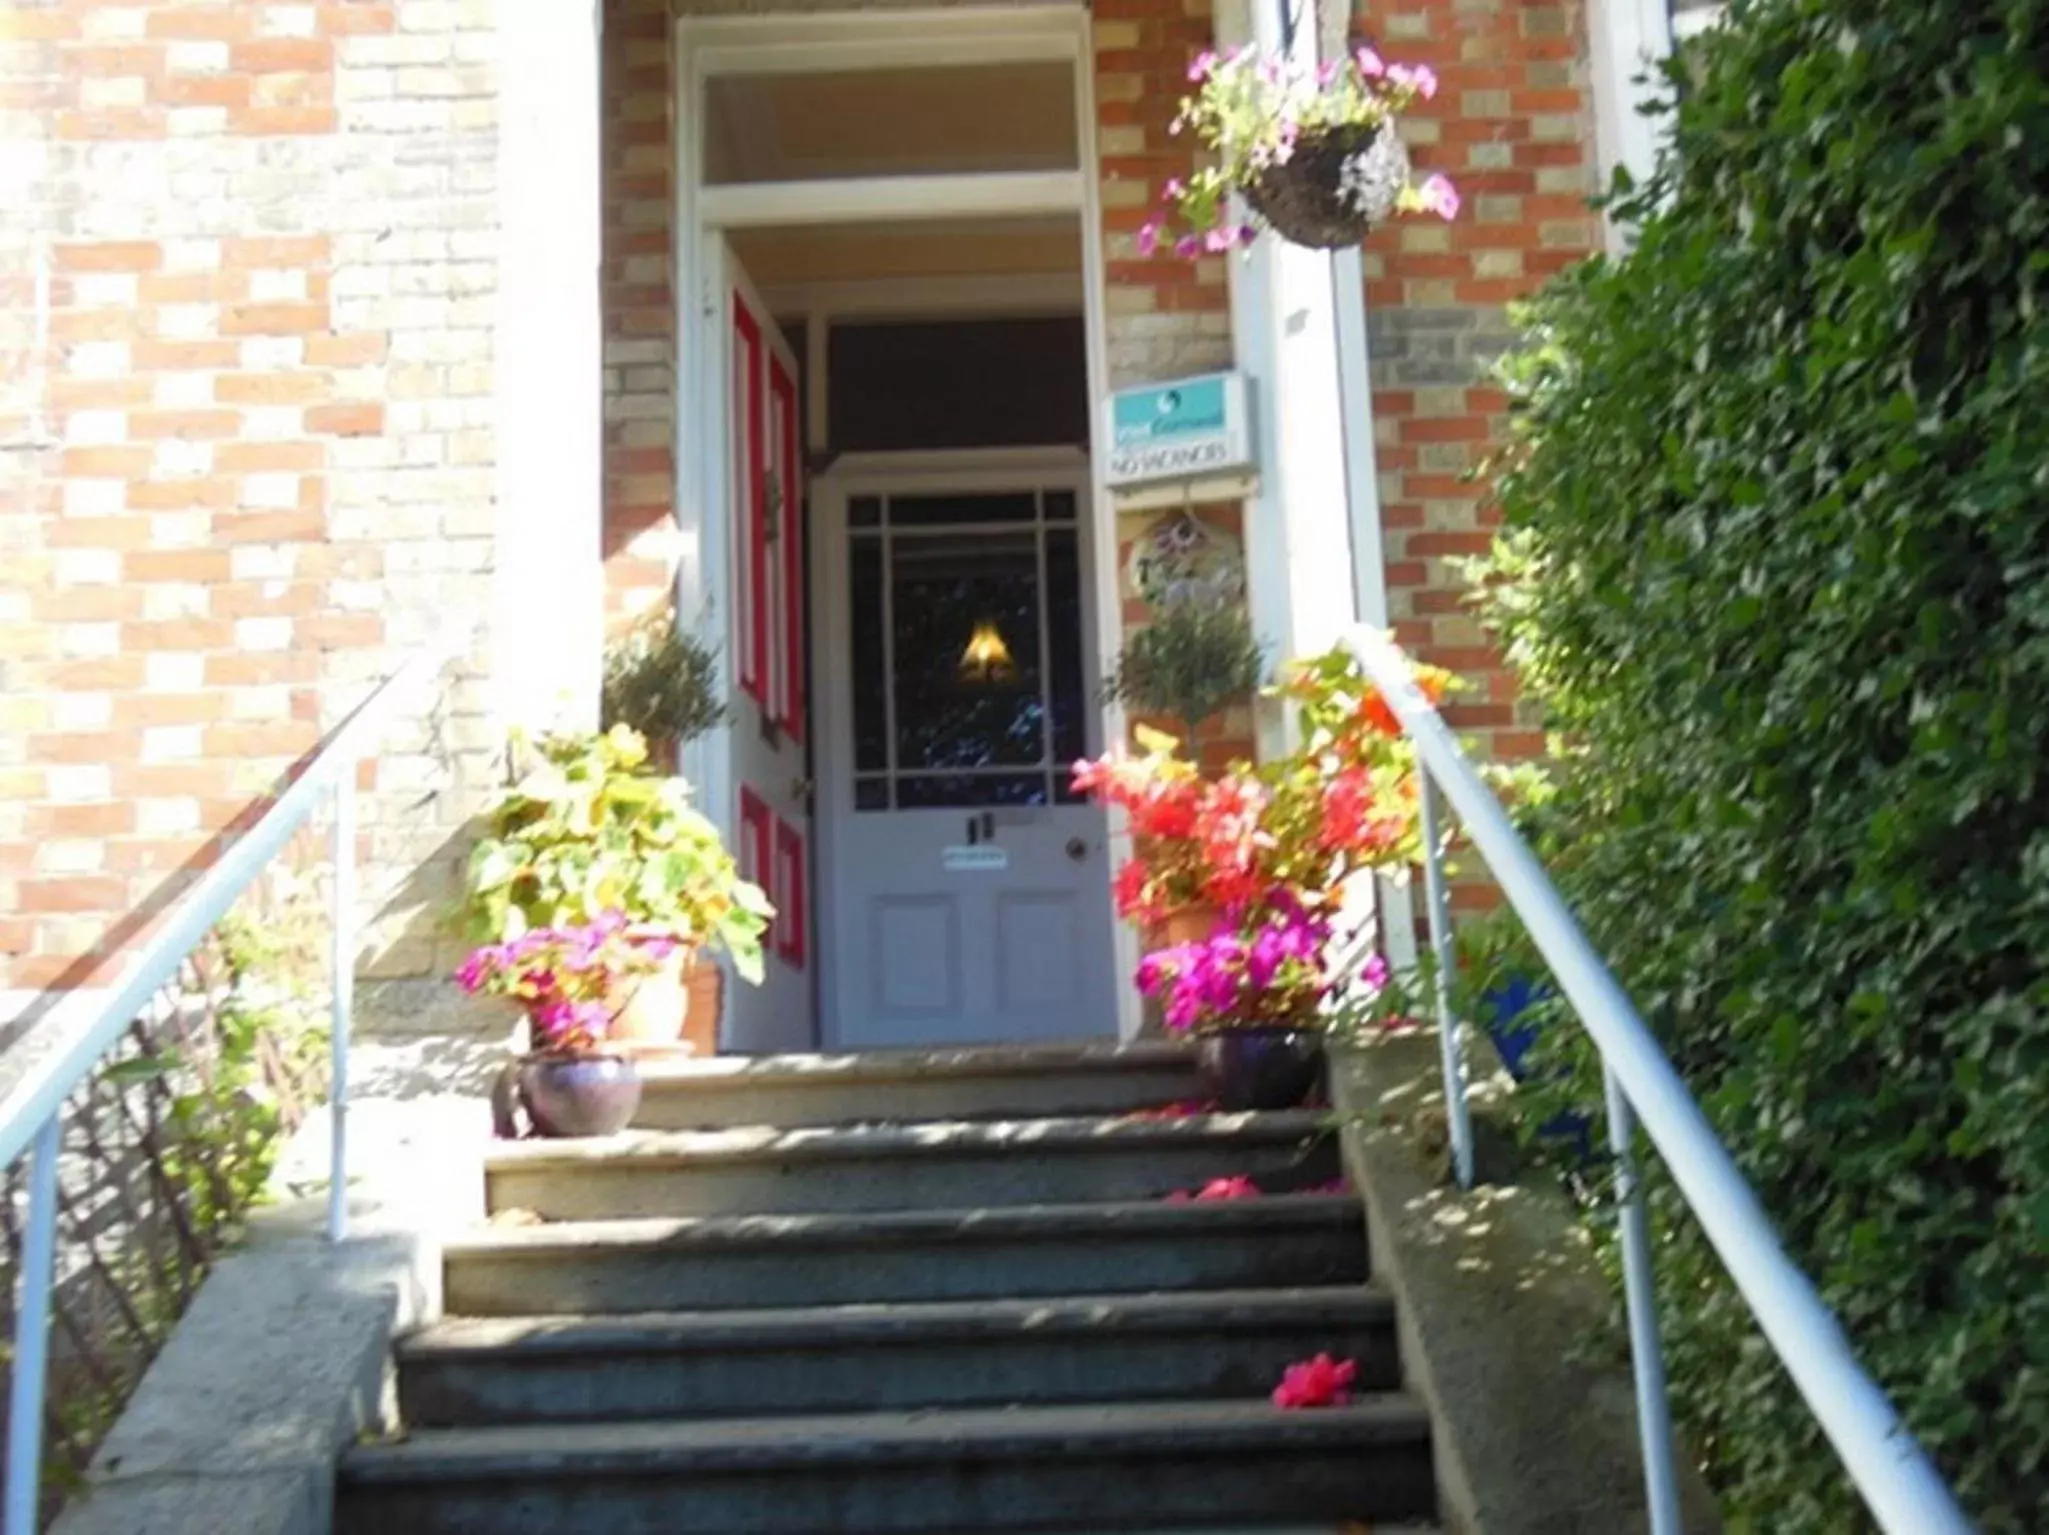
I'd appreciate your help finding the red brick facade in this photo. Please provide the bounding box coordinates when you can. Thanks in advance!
[2,0,1594,989]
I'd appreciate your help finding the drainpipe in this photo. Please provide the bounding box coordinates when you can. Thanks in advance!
[1221,0,1417,968]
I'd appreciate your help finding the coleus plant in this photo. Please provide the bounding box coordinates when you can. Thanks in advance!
[1141,44,1460,259]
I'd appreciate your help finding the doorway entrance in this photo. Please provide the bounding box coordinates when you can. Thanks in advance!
[814,453,1115,1049]
[677,9,1128,1052]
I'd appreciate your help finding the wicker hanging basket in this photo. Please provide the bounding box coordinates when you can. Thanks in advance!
[1244,121,1408,250]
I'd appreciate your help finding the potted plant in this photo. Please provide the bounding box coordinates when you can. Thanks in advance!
[600,608,729,773]
[1081,641,1459,1100]
[458,724,773,1054]
[1074,728,1245,949]
[1138,891,1394,1110]
[459,913,669,1137]
[1140,45,1459,258]
[1101,599,1265,745]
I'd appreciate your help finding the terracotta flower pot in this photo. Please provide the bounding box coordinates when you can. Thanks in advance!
[612,949,691,1048]
[1155,903,1224,949]
[517,1053,642,1138]
[683,956,722,1055]
[1195,1027,1325,1112]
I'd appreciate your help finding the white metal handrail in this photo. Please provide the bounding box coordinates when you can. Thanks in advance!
[0,621,474,1535]
[1351,626,1975,1535]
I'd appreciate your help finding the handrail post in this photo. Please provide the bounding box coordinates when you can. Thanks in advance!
[1605,1064,1682,1535]
[5,1118,61,1535]
[327,768,357,1243]
[1418,771,1474,1190]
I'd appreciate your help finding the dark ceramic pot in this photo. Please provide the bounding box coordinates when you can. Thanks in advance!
[1195,1027,1325,1111]
[518,1054,642,1138]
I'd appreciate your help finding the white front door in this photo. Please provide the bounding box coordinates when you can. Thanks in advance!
[815,456,1118,1049]
[717,244,816,1054]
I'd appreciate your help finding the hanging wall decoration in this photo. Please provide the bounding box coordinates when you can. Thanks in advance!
[1126,511,1247,612]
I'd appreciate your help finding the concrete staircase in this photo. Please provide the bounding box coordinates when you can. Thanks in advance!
[336,1041,1441,1534]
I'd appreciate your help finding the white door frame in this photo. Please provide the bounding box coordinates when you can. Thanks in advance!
[809,447,1106,1048]
[670,3,1142,1039]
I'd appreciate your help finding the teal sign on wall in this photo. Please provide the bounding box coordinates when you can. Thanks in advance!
[1104,371,1254,490]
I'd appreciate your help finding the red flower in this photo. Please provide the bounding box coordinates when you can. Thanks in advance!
[1319,767,1406,856]
[1112,859,1163,925]
[1197,774,1270,905]
[1272,1353,1358,1409]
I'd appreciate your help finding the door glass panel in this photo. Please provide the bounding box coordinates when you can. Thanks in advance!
[848,536,888,773]
[1044,527,1087,770]
[844,486,1091,812]
[888,492,1038,529]
[895,772,1049,808]
[891,530,1043,773]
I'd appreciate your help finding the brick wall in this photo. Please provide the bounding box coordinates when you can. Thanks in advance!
[601,0,677,623]
[0,0,1601,991]
[1358,0,1599,905]
[1092,0,1259,766]
[0,0,501,997]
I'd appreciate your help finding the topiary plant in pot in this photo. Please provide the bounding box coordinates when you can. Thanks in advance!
[1101,599,1266,745]
[600,608,729,773]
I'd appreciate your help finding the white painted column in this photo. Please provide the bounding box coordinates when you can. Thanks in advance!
[1585,0,1676,250]
[493,0,606,732]
[1223,0,1415,965]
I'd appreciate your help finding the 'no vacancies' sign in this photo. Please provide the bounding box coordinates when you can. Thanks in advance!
[1104,372,1255,491]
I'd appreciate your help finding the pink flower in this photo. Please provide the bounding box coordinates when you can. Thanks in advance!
[1195,1175,1262,1200]
[1188,50,1217,82]
[1419,172,1460,220]
[1272,1353,1358,1409]
[1203,226,1238,253]
[1173,234,1203,260]
[1161,177,1185,202]
[1138,221,1163,258]
[1353,46,1385,77]
[1389,62,1439,100]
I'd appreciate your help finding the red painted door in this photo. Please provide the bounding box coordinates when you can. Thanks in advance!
[722,246,814,1054]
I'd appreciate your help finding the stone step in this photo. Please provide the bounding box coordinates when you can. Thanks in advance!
[398,1284,1400,1428]
[628,1040,1207,1130]
[337,1396,1437,1534]
[485,1110,1339,1221]
[443,1194,1367,1316]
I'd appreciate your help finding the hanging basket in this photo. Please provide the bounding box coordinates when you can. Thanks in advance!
[1245,121,1409,250]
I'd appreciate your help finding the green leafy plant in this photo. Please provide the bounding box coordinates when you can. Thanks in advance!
[1100,600,1265,739]
[1469,1,2049,1527]
[600,608,729,753]
[458,724,773,983]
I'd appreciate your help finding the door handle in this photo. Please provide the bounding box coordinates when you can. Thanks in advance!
[1065,837,1089,863]
[965,815,978,847]
[979,811,996,843]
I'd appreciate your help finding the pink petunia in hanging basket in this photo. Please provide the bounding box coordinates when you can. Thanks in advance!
[1140,45,1459,258]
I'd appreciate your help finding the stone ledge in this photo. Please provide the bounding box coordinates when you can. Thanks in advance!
[51,1095,490,1535]
[1331,1028,1722,1535]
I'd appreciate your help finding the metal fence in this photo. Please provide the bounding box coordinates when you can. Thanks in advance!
[1358,625,1974,1535]
[0,894,328,1521]
[0,625,470,1533]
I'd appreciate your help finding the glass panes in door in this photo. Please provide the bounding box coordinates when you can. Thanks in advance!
[847,489,1086,810]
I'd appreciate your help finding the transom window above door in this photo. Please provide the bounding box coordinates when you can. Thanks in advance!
[703,62,1079,184]
[847,489,1087,811]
